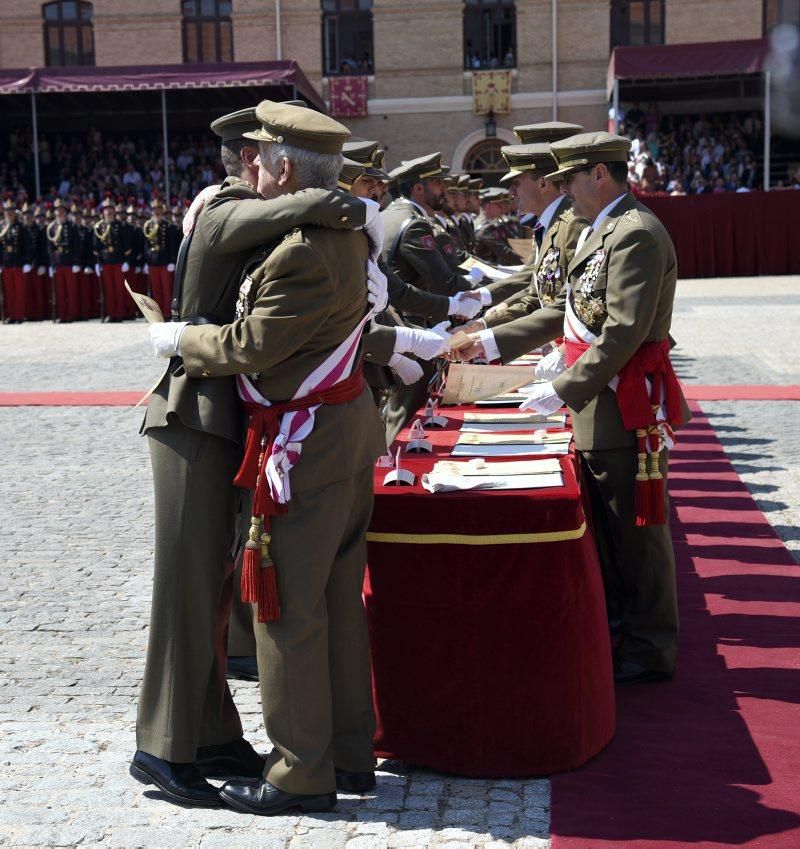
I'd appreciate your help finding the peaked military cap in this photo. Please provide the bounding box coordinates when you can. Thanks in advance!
[342,140,380,164]
[2,198,17,212]
[457,174,471,191]
[243,100,350,155]
[513,122,584,145]
[479,186,507,202]
[468,177,483,192]
[546,132,632,181]
[210,107,260,142]
[372,147,386,170]
[389,152,444,184]
[338,157,367,190]
[499,142,557,183]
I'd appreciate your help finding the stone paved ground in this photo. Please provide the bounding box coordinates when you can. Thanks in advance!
[0,276,798,848]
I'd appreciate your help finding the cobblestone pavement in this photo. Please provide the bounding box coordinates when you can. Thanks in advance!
[0,276,797,848]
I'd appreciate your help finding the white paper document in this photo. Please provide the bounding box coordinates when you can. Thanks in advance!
[442,364,534,405]
[460,421,565,433]
[450,443,571,457]
[456,431,572,446]
[125,279,165,324]
[421,471,563,493]
[431,458,562,476]
[463,411,567,425]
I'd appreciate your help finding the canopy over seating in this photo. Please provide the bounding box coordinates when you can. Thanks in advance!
[0,60,326,111]
[607,38,770,97]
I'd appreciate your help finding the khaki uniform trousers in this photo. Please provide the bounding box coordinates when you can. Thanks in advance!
[255,465,377,795]
[581,446,679,674]
[382,360,436,446]
[137,418,249,762]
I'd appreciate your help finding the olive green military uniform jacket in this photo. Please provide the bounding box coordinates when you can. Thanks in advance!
[473,213,523,266]
[381,199,472,313]
[489,200,586,363]
[142,177,366,444]
[180,225,385,493]
[363,258,450,367]
[551,192,687,451]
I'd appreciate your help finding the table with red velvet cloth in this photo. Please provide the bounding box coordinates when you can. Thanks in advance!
[364,406,615,778]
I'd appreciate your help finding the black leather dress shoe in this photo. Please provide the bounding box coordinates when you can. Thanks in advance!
[196,737,266,779]
[129,750,223,808]
[613,658,674,685]
[226,656,259,682]
[220,777,336,816]
[335,768,376,793]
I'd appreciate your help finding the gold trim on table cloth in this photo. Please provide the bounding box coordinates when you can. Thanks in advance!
[366,521,586,546]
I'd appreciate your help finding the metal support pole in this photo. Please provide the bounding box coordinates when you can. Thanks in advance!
[763,70,772,192]
[613,79,620,134]
[30,92,41,199]
[275,0,282,60]
[161,89,170,202]
[551,0,558,120]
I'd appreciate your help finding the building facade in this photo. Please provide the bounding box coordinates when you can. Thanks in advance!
[0,0,786,176]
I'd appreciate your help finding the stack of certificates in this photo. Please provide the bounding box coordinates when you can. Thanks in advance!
[451,430,573,458]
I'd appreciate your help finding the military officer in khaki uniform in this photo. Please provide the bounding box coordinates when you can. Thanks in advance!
[473,187,523,266]
[337,158,478,409]
[452,140,585,364]
[519,132,688,685]
[380,153,484,439]
[149,101,386,815]
[132,106,374,809]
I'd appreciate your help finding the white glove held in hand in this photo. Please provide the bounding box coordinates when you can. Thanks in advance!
[167,263,176,272]
[519,381,565,415]
[448,292,482,320]
[121,262,130,273]
[393,321,450,360]
[389,352,424,385]
[149,321,188,359]
[360,198,384,260]
[535,348,567,381]
[23,264,32,274]
[366,260,388,312]
[71,265,80,274]
[476,286,493,306]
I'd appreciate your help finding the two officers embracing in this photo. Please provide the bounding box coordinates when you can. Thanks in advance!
[133,100,389,815]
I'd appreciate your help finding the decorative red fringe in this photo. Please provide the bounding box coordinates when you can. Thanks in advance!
[253,562,280,623]
[241,544,261,605]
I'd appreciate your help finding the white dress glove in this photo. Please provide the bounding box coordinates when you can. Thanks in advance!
[476,286,493,306]
[167,263,176,272]
[519,381,565,415]
[366,259,388,312]
[448,292,482,319]
[71,265,80,273]
[94,264,101,276]
[360,198,384,260]
[535,348,567,381]
[393,321,451,360]
[48,266,55,277]
[467,267,485,284]
[121,262,130,273]
[23,264,32,274]
[84,267,93,274]
[143,263,149,274]
[388,352,424,385]
[134,266,141,274]
[37,265,46,276]
[149,321,188,358]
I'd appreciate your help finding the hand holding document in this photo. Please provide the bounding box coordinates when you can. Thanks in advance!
[125,279,164,324]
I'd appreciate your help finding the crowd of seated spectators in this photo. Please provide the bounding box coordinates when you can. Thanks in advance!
[620,105,777,195]
[0,125,224,206]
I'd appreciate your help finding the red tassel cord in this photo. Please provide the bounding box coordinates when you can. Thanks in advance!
[635,428,652,527]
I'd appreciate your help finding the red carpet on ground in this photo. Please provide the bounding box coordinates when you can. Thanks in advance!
[551,402,800,849]
[681,385,800,401]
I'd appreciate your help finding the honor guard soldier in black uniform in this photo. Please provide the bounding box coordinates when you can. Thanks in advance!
[93,198,132,321]
[143,199,179,317]
[47,199,82,322]
[1,198,34,323]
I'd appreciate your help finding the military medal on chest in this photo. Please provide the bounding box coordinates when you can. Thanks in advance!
[578,248,606,296]
[537,246,561,305]
[235,274,255,321]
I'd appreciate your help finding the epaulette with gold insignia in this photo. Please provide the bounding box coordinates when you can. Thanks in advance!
[622,208,642,226]
[561,208,574,222]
